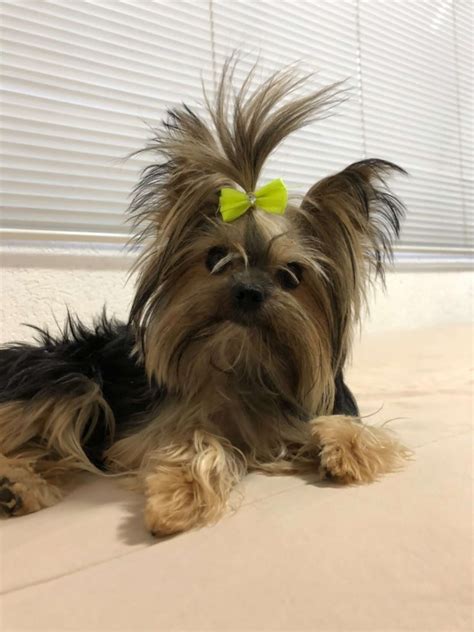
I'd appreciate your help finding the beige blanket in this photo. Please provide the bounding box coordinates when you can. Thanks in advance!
[1,324,472,631]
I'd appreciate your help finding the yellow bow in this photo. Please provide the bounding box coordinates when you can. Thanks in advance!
[219,178,288,223]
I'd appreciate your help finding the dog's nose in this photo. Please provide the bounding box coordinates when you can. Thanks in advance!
[232,282,265,311]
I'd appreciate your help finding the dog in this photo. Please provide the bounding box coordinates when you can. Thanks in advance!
[0,61,411,535]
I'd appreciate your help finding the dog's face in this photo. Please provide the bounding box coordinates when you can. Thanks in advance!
[129,63,404,417]
[140,207,335,413]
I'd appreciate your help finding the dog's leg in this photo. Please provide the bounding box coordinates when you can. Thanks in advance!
[142,429,246,536]
[308,415,411,484]
[0,385,113,517]
[0,400,64,516]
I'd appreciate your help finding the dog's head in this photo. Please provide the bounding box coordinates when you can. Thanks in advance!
[128,61,405,416]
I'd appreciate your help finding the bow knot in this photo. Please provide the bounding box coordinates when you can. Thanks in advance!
[219,178,288,223]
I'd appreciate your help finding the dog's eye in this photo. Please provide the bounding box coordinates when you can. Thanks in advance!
[206,246,229,273]
[277,262,303,290]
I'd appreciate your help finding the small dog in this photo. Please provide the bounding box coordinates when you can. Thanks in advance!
[0,61,410,535]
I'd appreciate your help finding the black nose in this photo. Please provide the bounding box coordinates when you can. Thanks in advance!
[232,282,265,311]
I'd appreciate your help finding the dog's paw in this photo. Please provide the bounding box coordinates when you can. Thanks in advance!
[144,467,227,537]
[0,465,62,518]
[144,482,197,537]
[311,415,411,484]
[0,476,23,516]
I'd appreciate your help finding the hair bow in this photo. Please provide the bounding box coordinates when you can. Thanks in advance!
[219,178,288,223]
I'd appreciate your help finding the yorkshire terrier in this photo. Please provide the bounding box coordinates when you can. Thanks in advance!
[0,62,410,535]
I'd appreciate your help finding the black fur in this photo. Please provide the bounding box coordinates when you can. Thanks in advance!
[333,371,359,417]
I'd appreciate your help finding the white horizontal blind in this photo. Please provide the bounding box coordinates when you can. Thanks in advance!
[359,0,473,262]
[1,0,472,266]
[211,0,365,183]
[0,0,213,241]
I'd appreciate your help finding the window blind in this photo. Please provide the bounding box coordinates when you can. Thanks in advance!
[1,0,213,241]
[1,0,472,266]
[359,0,472,263]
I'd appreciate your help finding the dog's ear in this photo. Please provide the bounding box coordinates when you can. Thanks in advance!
[297,159,406,366]
[299,158,406,282]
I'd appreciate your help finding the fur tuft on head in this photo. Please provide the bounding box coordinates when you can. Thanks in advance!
[129,59,343,240]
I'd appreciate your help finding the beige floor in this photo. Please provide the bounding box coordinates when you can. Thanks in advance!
[0,324,472,632]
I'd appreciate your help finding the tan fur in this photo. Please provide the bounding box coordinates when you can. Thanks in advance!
[143,430,246,535]
[310,416,413,484]
[0,385,114,517]
[0,386,114,473]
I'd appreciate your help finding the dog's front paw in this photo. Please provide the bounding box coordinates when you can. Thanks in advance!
[0,476,23,516]
[0,462,62,517]
[144,468,226,537]
[144,472,199,536]
[311,415,411,484]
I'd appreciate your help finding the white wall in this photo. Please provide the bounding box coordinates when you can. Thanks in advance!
[1,246,471,344]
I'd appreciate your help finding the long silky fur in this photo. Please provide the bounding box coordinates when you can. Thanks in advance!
[116,62,406,476]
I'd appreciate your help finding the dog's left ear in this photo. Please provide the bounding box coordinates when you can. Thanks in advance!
[299,158,406,281]
[297,159,406,371]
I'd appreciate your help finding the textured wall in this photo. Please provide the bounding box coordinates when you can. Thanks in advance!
[1,246,472,343]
